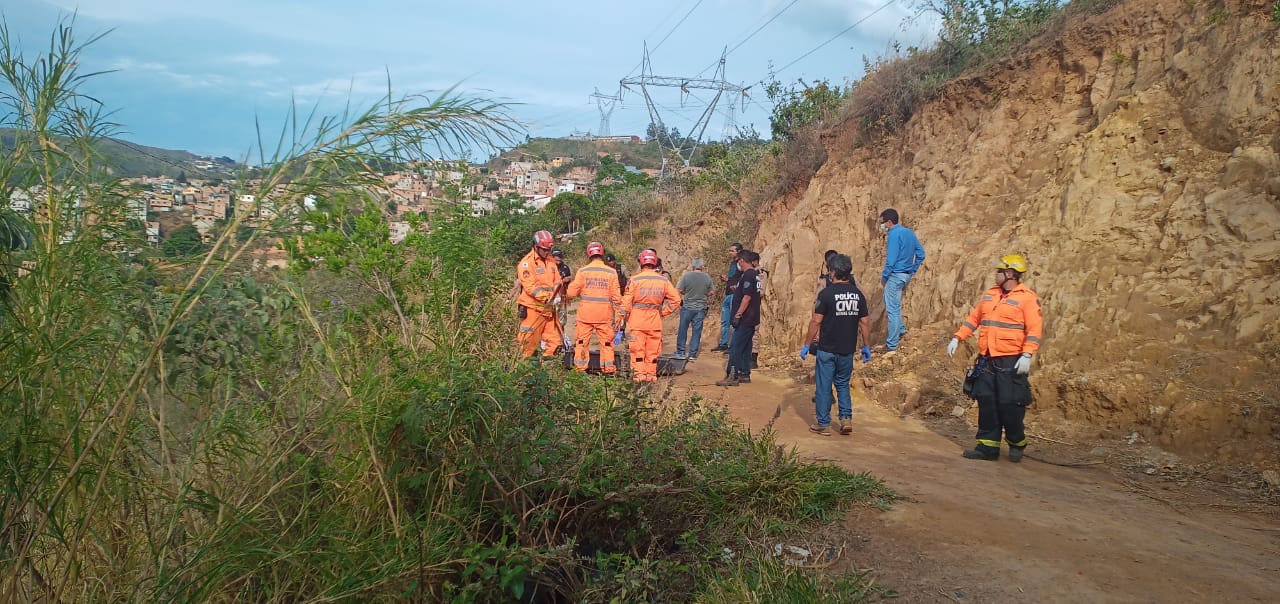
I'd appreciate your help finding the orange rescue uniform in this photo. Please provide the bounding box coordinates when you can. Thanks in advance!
[516,247,561,357]
[953,283,1043,357]
[567,259,623,373]
[620,269,681,382]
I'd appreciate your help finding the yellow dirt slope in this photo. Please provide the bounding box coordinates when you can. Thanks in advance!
[754,0,1280,466]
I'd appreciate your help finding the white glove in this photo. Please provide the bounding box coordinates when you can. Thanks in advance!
[946,337,959,357]
[551,296,561,306]
[1015,353,1032,375]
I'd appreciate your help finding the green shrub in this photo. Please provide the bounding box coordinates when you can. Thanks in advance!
[843,0,1063,144]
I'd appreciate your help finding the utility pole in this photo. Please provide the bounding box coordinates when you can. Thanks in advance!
[620,45,745,177]
[589,88,621,137]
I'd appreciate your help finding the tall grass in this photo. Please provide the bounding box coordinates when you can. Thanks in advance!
[1,18,896,602]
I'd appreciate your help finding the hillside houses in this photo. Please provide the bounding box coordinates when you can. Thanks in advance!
[6,143,645,270]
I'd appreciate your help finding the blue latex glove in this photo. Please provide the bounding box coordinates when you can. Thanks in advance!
[799,344,811,360]
[860,345,872,363]
[612,330,624,346]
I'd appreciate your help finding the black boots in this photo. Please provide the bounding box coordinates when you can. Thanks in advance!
[962,448,998,461]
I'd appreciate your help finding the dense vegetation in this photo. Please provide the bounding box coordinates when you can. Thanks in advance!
[0,19,896,602]
[492,136,675,172]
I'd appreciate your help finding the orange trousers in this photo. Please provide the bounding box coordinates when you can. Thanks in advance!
[629,329,661,382]
[542,310,566,354]
[573,321,617,374]
[518,309,554,358]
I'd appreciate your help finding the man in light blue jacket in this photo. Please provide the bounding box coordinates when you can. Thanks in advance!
[878,208,925,352]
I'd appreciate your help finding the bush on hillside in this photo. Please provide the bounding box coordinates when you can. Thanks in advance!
[843,0,1066,144]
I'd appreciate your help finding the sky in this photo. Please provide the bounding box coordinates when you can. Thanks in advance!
[5,0,939,159]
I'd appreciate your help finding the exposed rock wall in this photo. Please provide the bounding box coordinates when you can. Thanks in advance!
[757,0,1280,465]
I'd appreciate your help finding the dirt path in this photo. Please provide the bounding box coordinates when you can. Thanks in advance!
[660,349,1280,602]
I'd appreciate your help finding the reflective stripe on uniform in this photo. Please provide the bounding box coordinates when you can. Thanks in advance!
[581,295,612,303]
[981,295,993,301]
[963,321,978,331]
[1004,298,1020,306]
[980,319,1025,330]
[1026,336,1040,343]
[977,438,1001,448]
[633,302,660,309]
[531,286,553,296]
[1009,438,1028,447]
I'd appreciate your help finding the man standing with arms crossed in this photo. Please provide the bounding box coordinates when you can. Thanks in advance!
[879,209,925,352]
[800,254,872,436]
[566,242,623,375]
[946,254,1043,462]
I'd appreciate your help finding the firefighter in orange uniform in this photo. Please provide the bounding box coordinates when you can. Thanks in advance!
[516,230,565,358]
[619,249,681,382]
[946,254,1043,462]
[541,250,572,355]
[566,241,622,374]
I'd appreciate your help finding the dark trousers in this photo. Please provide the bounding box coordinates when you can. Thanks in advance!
[971,355,1032,454]
[726,323,756,379]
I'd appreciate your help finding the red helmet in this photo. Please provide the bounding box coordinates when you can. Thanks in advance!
[586,241,605,258]
[532,230,554,250]
[637,249,658,267]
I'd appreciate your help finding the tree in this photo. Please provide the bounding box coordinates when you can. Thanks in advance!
[542,192,596,234]
[163,224,203,257]
[764,76,846,141]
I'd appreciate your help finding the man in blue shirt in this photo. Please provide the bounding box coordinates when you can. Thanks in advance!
[711,243,743,353]
[879,209,925,351]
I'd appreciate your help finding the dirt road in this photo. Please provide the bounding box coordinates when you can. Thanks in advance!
[662,350,1280,602]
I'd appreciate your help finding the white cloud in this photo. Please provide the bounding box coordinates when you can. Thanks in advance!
[107,57,228,89]
[225,53,280,67]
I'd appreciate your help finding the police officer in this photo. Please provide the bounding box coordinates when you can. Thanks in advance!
[946,254,1043,462]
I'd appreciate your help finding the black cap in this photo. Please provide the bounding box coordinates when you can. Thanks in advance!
[551,250,564,258]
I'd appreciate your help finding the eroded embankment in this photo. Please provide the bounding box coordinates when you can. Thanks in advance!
[754,0,1280,467]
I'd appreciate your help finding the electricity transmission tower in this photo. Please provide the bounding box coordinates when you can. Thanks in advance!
[589,88,621,137]
[620,45,744,176]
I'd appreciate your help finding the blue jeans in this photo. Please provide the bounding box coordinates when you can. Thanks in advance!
[676,307,706,357]
[718,295,734,347]
[814,349,854,427]
[883,272,912,350]
[726,323,755,379]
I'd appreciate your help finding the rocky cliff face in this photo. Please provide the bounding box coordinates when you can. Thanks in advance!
[756,0,1280,466]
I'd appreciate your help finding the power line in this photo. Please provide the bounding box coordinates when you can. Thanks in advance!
[623,0,707,79]
[107,137,224,179]
[695,0,801,78]
[753,0,897,87]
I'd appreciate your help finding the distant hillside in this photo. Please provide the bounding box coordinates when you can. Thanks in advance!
[0,128,239,178]
[493,137,678,171]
